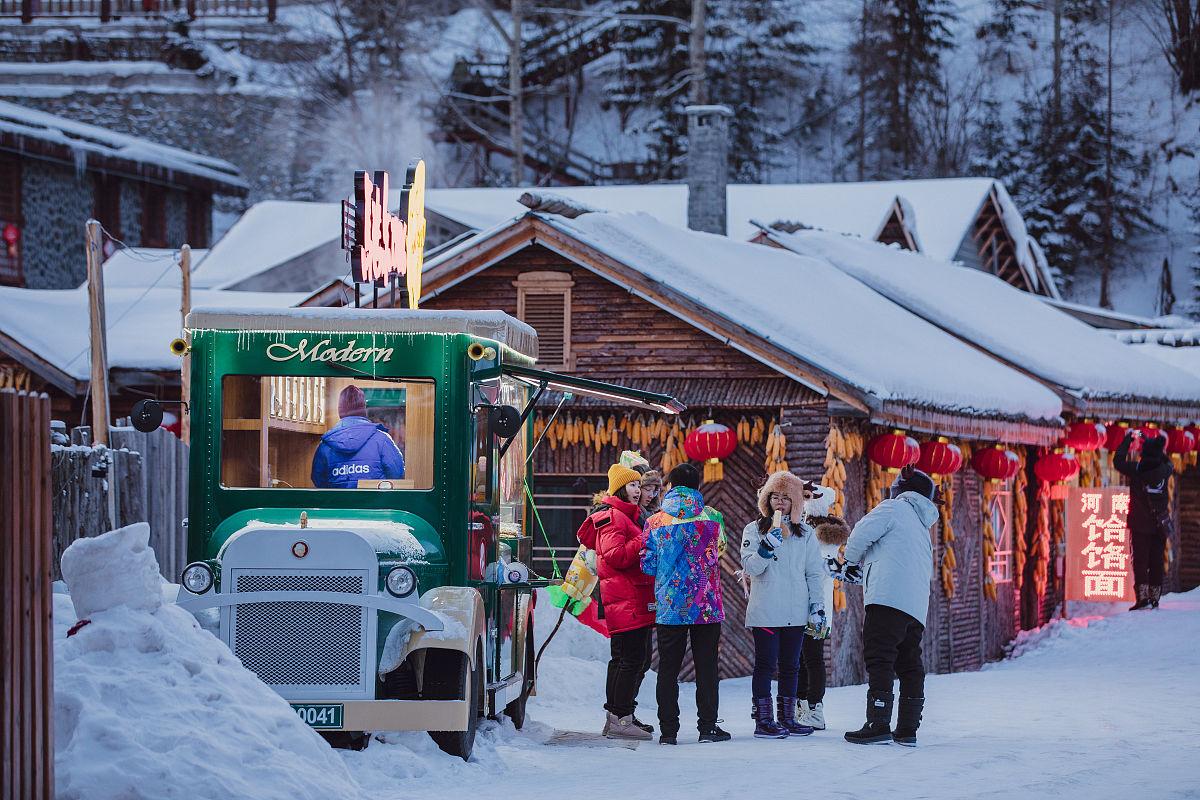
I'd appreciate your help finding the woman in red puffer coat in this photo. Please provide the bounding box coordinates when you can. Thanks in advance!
[575,463,656,741]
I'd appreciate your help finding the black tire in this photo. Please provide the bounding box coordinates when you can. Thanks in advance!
[504,619,536,730]
[320,731,370,751]
[429,644,483,761]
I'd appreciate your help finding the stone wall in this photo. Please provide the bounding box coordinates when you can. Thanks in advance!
[119,179,144,246]
[20,161,92,288]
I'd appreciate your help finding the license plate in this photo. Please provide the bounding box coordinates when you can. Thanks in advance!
[291,703,343,729]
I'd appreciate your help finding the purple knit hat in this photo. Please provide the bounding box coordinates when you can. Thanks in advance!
[338,385,367,418]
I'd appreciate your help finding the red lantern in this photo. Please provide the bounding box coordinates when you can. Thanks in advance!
[683,420,737,482]
[1139,422,1167,443]
[1167,426,1195,455]
[868,430,920,472]
[1064,420,1105,452]
[1187,424,1200,448]
[971,444,1020,483]
[917,437,962,476]
[2,223,18,245]
[1104,421,1131,452]
[1034,447,1080,484]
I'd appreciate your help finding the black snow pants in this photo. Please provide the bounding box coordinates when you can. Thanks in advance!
[1131,529,1167,587]
[656,622,721,736]
[605,625,654,718]
[863,604,925,698]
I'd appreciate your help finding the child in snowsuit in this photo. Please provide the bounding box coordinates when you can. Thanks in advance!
[641,463,728,745]
[797,482,851,731]
[740,471,826,739]
[833,466,937,747]
[577,463,655,741]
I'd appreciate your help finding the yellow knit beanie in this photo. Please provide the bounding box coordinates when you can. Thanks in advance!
[607,464,642,496]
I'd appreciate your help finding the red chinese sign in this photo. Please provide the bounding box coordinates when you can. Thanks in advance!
[1065,487,1135,603]
[343,159,426,307]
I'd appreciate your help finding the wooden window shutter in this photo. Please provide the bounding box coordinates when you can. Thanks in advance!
[141,183,167,248]
[515,271,574,370]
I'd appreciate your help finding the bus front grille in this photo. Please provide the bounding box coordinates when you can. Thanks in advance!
[230,572,370,693]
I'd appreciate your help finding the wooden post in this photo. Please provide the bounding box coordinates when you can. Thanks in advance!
[509,0,525,186]
[179,244,192,446]
[266,0,276,23]
[20,0,32,24]
[100,0,112,22]
[85,220,110,448]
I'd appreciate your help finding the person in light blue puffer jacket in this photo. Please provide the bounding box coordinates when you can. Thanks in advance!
[834,466,937,748]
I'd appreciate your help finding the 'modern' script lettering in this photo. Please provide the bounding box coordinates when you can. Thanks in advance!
[266,338,394,364]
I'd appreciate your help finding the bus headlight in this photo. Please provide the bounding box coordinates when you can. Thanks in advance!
[385,565,417,598]
[181,562,214,595]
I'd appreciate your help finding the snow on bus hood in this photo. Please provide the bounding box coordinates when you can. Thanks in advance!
[223,519,430,564]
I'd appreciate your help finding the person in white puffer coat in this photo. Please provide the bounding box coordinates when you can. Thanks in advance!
[832,465,938,748]
[740,471,826,739]
[796,483,851,731]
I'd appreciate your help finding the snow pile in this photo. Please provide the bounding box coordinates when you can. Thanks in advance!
[1000,615,1107,661]
[54,524,357,800]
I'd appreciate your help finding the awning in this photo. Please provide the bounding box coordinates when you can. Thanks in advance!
[504,364,685,415]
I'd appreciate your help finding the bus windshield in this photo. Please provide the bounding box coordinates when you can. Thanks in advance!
[220,374,435,490]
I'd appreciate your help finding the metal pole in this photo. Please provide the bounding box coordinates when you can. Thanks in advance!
[179,244,192,446]
[85,220,110,448]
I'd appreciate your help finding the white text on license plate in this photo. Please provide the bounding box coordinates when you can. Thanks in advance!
[291,703,343,729]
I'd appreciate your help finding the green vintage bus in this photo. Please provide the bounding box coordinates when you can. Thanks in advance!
[132,306,680,760]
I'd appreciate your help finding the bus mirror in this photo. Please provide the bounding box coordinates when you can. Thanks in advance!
[490,405,522,439]
[130,399,164,433]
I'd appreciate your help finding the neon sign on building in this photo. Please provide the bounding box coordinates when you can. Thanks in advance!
[342,159,426,308]
[1064,486,1135,603]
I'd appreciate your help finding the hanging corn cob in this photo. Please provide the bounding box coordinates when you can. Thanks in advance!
[1013,449,1028,592]
[939,475,957,598]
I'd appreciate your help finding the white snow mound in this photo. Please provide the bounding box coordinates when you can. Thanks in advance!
[60,522,162,618]
[54,526,358,800]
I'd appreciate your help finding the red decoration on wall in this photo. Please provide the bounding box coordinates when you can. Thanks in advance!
[917,437,963,476]
[1187,424,1200,448]
[684,420,737,482]
[2,223,19,244]
[1064,420,1106,452]
[971,444,1020,483]
[1034,447,1080,484]
[1104,421,1131,452]
[1138,422,1167,443]
[868,430,920,472]
[1167,427,1196,455]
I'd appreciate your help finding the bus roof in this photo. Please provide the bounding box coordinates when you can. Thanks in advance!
[187,306,539,360]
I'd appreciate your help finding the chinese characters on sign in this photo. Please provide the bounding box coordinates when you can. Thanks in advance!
[342,159,427,308]
[1065,487,1135,603]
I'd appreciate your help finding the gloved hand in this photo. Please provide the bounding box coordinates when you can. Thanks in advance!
[843,563,864,585]
[826,557,864,585]
[757,528,784,559]
[805,604,829,640]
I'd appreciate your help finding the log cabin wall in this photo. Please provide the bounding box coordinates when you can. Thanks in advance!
[1179,467,1200,591]
[828,446,868,687]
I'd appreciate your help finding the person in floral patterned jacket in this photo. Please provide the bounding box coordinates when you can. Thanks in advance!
[640,463,728,745]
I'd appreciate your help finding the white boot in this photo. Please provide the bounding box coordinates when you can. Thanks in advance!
[798,699,810,719]
[800,701,825,730]
[604,712,653,741]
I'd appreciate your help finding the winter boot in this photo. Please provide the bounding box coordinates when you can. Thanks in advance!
[753,697,789,739]
[1130,584,1151,611]
[892,696,924,747]
[631,714,654,734]
[1149,585,1162,609]
[604,712,652,741]
[777,696,815,737]
[844,691,894,745]
[698,723,732,743]
[659,733,677,745]
[800,701,826,731]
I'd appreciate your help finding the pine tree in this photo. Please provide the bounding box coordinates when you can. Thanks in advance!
[600,0,692,179]
[708,0,815,181]
[850,0,957,179]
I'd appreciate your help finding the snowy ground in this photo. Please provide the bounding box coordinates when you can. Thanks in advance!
[54,528,1200,799]
[348,592,1200,800]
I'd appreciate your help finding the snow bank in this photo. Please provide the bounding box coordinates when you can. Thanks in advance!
[55,527,358,800]
[60,523,162,618]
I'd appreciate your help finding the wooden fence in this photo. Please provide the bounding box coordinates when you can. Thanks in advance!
[1,389,54,800]
[51,425,188,582]
[0,0,276,22]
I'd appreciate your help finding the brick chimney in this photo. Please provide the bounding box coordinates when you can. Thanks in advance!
[686,104,733,235]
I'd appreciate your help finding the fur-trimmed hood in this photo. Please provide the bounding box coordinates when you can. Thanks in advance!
[756,471,808,521]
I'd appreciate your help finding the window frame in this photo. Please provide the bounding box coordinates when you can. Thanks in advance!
[515,271,574,371]
[988,489,1014,584]
[0,153,23,287]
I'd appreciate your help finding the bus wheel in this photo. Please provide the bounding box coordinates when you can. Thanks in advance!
[320,731,370,751]
[429,644,483,761]
[504,621,535,730]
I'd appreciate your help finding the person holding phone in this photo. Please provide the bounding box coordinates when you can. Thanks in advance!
[1114,429,1174,610]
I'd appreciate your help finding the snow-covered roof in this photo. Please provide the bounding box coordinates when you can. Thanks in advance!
[0,100,248,194]
[188,307,538,360]
[0,284,304,389]
[87,247,210,290]
[1129,342,1200,382]
[197,201,341,290]
[765,229,1200,422]
[423,209,1063,436]
[424,178,1057,292]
